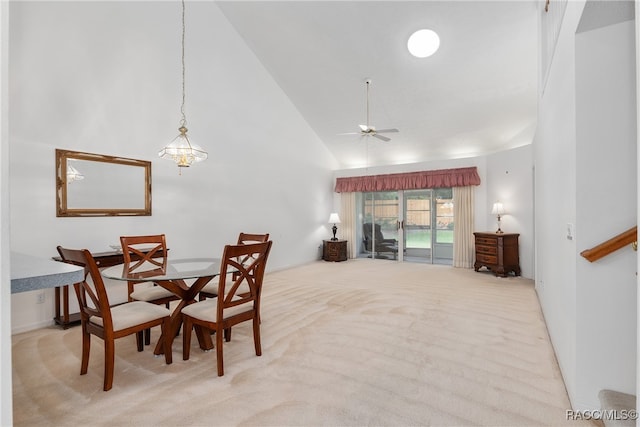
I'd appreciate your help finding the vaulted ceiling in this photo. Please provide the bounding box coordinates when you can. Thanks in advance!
[217,1,539,170]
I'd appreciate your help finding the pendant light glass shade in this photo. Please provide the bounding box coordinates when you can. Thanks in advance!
[158,126,207,168]
[159,0,207,171]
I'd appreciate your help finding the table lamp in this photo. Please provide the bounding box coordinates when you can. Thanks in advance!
[491,202,505,234]
[328,213,341,241]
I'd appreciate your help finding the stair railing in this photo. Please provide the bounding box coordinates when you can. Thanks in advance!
[580,226,637,262]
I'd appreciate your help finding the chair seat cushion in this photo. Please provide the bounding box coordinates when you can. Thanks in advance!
[130,284,176,302]
[181,297,253,323]
[90,301,170,332]
[199,282,218,296]
[199,282,250,297]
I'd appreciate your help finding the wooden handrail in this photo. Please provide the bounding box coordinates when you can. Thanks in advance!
[580,226,637,262]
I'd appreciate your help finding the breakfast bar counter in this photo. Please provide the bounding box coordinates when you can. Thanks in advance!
[10,252,84,294]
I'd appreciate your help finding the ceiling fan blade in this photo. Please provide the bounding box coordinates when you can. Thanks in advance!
[373,133,391,142]
[346,81,398,142]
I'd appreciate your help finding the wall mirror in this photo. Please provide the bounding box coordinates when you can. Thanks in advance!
[56,149,152,217]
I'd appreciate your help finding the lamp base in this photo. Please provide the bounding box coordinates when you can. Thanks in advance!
[331,224,338,241]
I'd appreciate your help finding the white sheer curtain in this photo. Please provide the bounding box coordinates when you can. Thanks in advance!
[453,186,475,268]
[340,192,357,259]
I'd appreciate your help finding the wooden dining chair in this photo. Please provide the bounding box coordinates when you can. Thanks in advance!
[56,246,172,391]
[182,240,272,376]
[120,234,179,345]
[199,232,270,300]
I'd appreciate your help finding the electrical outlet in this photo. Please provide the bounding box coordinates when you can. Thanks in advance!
[36,292,45,304]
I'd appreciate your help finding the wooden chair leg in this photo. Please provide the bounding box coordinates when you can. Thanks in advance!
[182,317,192,361]
[224,327,231,342]
[216,326,224,377]
[80,327,91,375]
[162,318,173,365]
[103,339,115,391]
[136,331,144,352]
[253,316,262,356]
[144,328,151,346]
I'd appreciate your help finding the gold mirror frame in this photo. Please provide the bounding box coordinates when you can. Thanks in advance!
[56,149,152,217]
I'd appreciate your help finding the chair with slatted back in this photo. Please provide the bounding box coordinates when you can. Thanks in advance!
[120,234,179,345]
[56,246,172,391]
[182,240,272,376]
[199,232,270,301]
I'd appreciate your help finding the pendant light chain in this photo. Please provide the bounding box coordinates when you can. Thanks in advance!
[179,0,187,129]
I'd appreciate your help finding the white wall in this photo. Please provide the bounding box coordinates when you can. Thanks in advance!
[486,144,534,279]
[535,0,582,407]
[333,146,536,279]
[575,18,637,407]
[7,2,338,333]
[536,0,637,410]
[636,1,640,416]
[1,1,13,424]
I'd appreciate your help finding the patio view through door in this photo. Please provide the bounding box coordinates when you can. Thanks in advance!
[356,188,453,264]
[403,188,453,264]
[358,191,400,261]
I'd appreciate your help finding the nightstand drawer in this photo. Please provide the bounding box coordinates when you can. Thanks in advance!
[476,236,497,246]
[327,246,341,256]
[476,244,497,255]
[476,253,497,264]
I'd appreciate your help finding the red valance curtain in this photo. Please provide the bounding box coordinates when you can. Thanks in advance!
[334,167,481,193]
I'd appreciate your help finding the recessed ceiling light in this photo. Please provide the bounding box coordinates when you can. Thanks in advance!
[407,29,440,58]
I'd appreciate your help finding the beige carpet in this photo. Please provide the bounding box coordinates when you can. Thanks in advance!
[12,260,593,426]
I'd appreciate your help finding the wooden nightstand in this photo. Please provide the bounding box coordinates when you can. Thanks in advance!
[323,239,347,262]
[473,232,520,277]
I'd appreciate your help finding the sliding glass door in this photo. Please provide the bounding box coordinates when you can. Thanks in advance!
[356,188,453,264]
[403,190,431,262]
[358,191,400,260]
[433,188,454,264]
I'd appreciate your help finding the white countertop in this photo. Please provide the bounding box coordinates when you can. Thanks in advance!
[10,252,85,294]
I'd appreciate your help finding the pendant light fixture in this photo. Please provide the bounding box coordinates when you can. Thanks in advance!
[158,0,207,173]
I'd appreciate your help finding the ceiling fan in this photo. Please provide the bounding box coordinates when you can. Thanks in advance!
[339,79,399,142]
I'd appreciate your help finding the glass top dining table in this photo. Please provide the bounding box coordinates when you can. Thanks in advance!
[102,257,223,355]
[102,257,222,282]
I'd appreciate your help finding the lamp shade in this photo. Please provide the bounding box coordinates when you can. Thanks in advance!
[491,202,505,215]
[328,213,341,224]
